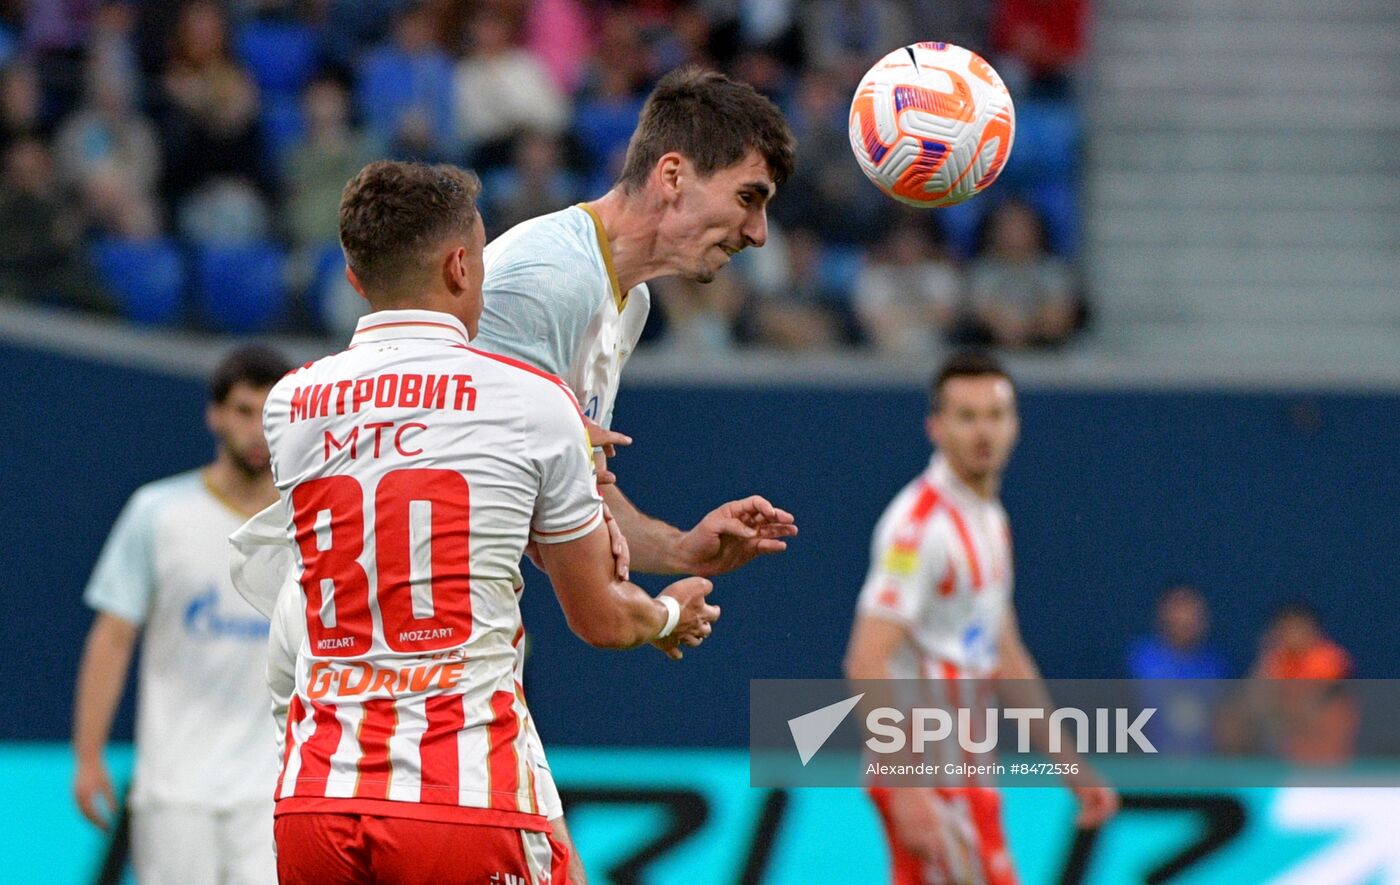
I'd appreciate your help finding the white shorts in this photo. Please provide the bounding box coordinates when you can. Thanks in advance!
[130,800,275,885]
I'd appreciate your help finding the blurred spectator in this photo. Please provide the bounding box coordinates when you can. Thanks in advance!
[989,0,1090,100]
[853,216,960,357]
[178,177,271,244]
[1252,602,1353,681]
[909,0,992,56]
[1127,584,1228,755]
[964,200,1078,348]
[284,76,375,248]
[799,0,914,79]
[0,137,111,312]
[1220,602,1359,765]
[356,3,456,161]
[1128,585,1229,681]
[648,4,717,73]
[454,8,568,166]
[740,226,844,350]
[81,165,162,240]
[571,8,651,192]
[320,0,406,78]
[772,67,890,246]
[86,2,141,101]
[730,47,797,109]
[523,0,594,94]
[156,0,266,207]
[53,60,160,200]
[0,61,49,150]
[22,0,99,121]
[651,272,745,355]
[482,129,578,237]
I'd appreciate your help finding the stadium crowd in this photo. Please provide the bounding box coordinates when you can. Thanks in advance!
[0,0,1089,351]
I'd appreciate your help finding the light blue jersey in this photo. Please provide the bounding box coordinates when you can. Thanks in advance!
[476,204,650,429]
[85,471,276,808]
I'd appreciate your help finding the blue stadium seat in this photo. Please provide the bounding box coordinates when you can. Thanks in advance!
[89,237,186,326]
[306,241,347,324]
[261,92,306,170]
[194,242,288,333]
[1025,180,1080,256]
[236,21,320,98]
[1000,98,1082,187]
[818,245,865,301]
[939,199,990,261]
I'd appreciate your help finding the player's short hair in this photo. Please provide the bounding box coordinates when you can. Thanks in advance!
[210,344,293,403]
[617,67,796,192]
[929,350,1014,412]
[338,160,482,297]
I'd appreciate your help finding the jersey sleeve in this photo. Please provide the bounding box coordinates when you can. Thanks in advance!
[855,498,947,627]
[228,501,295,619]
[267,575,303,757]
[528,381,604,544]
[83,487,160,625]
[477,253,595,378]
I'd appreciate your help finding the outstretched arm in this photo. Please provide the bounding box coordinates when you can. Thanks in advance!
[601,483,798,576]
[583,418,797,576]
[536,520,720,660]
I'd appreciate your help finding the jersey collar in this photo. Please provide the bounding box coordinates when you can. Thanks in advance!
[927,454,992,507]
[350,309,471,347]
[577,202,628,312]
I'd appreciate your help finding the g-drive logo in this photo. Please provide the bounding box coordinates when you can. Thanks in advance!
[787,693,1157,765]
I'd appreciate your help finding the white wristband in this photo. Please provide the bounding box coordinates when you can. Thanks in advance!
[656,595,681,639]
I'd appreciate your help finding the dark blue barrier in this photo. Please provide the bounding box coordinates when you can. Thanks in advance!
[3,341,1397,744]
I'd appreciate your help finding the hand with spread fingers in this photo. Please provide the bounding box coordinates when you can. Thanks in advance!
[675,495,799,577]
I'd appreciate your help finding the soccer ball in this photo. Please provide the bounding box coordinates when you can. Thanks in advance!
[848,43,1015,208]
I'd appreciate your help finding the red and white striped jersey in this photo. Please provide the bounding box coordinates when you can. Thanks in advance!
[857,455,1015,680]
[263,309,603,831]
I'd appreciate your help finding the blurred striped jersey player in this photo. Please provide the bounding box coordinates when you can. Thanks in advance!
[845,352,1119,885]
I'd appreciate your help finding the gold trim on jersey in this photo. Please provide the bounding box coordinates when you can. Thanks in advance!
[577,202,628,312]
[201,468,266,519]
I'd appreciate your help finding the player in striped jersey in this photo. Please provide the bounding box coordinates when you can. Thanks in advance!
[265,162,718,884]
[233,68,797,880]
[845,352,1118,885]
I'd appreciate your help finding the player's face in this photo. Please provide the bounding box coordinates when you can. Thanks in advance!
[665,150,774,283]
[928,375,1019,484]
[208,382,273,477]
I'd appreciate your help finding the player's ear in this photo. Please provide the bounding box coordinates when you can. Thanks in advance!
[656,152,686,201]
[344,265,368,302]
[925,412,940,447]
[444,245,469,294]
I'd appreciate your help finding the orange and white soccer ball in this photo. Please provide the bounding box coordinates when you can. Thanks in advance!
[848,43,1016,208]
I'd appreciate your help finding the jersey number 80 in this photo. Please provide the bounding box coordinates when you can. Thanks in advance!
[291,469,472,657]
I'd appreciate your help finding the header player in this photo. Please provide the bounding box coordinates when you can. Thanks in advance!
[845,351,1119,885]
[266,161,718,884]
[71,344,292,885]
[477,65,799,577]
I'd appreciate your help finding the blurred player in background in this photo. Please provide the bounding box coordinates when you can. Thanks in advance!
[71,344,292,885]
[845,351,1119,885]
[267,161,718,884]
